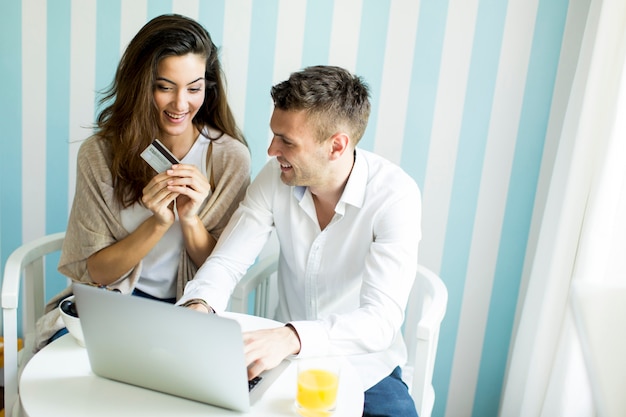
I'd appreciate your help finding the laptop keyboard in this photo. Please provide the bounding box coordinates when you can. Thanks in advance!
[248,376,262,391]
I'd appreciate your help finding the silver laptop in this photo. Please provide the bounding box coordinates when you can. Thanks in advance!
[73,283,287,412]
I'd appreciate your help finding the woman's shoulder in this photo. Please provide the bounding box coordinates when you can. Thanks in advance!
[76,135,112,171]
[78,135,110,156]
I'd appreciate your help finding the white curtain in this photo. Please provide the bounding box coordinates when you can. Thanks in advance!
[499,0,626,416]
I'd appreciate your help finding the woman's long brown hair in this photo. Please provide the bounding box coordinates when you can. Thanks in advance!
[96,14,246,208]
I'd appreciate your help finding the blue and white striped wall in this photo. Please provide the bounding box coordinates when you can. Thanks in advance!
[0,1,589,416]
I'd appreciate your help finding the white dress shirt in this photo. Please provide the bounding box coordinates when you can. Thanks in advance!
[180,148,422,389]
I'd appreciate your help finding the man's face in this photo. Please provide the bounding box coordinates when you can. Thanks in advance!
[268,108,329,188]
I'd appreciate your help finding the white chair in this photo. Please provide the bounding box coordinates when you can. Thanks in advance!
[229,254,448,417]
[229,254,279,317]
[2,232,66,417]
[403,264,448,417]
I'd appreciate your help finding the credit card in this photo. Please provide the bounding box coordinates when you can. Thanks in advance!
[140,139,180,173]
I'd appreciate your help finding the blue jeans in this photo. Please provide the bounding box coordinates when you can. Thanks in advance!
[363,366,418,417]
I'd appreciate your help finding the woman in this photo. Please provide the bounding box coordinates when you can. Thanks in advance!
[36,14,250,348]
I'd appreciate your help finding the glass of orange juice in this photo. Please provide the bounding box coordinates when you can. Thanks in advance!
[295,357,340,417]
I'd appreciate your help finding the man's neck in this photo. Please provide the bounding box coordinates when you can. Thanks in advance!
[309,148,355,214]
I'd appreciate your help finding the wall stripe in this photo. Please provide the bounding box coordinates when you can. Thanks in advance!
[120,0,147,56]
[22,0,47,243]
[420,0,477,276]
[267,0,309,162]
[44,1,72,299]
[354,0,389,153]
[273,0,306,85]
[0,0,23,268]
[244,0,279,175]
[421,2,479,411]
[2,1,590,415]
[373,0,420,165]
[273,0,306,81]
[46,2,71,236]
[473,0,570,415]
[147,0,173,20]
[172,0,199,20]
[436,0,510,415]
[301,0,334,68]
[199,0,226,48]
[401,0,449,189]
[94,0,121,122]
[221,0,252,132]
[328,0,362,73]
[447,0,540,414]
[518,0,591,324]
[69,0,97,209]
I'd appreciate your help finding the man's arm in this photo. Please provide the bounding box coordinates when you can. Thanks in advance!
[177,161,278,312]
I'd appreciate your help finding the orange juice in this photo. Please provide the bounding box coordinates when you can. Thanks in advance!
[296,368,339,415]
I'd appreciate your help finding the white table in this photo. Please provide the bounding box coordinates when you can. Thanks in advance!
[19,312,364,417]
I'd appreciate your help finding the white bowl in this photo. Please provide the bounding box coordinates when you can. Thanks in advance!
[59,295,85,347]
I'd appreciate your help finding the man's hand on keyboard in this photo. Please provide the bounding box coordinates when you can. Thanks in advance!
[242,326,301,380]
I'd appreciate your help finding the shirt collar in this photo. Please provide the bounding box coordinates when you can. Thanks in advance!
[339,148,366,209]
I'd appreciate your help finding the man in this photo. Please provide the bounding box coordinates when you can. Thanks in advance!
[179,65,421,416]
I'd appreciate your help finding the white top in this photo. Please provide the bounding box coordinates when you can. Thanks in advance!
[121,135,211,298]
[180,149,422,389]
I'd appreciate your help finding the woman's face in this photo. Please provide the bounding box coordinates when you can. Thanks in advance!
[153,53,206,143]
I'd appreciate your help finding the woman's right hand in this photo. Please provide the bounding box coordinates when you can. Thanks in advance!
[141,172,179,226]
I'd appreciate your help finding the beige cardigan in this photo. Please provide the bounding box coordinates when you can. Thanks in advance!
[35,131,250,350]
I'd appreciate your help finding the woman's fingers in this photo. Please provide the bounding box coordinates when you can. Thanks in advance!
[166,164,210,198]
[141,165,210,222]
[141,173,179,224]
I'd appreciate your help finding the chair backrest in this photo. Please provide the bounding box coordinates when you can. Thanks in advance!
[402,265,448,417]
[1,232,66,417]
[229,254,279,317]
[229,256,448,417]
